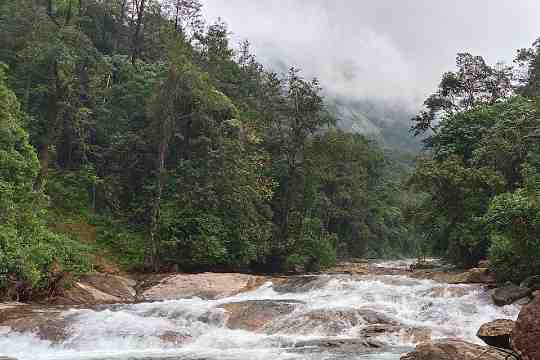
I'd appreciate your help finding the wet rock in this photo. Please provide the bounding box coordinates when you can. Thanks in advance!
[272,275,333,293]
[266,308,398,336]
[220,300,303,331]
[159,331,192,345]
[359,324,431,344]
[141,273,263,301]
[511,295,540,360]
[0,305,68,343]
[360,323,402,338]
[290,338,385,354]
[492,283,532,306]
[520,275,540,292]
[401,327,433,344]
[423,286,469,298]
[400,339,515,360]
[477,319,514,349]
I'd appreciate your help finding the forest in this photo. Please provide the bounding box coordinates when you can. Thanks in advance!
[0,0,539,299]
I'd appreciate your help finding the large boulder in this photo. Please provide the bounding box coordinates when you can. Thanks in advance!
[220,300,303,331]
[492,283,532,306]
[141,273,264,301]
[520,275,540,292]
[400,339,515,360]
[476,319,514,349]
[49,273,137,305]
[78,274,136,301]
[511,295,540,360]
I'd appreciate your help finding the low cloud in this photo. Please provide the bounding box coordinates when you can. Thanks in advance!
[202,0,540,112]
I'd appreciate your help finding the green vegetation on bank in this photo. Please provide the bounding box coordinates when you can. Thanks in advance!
[410,50,540,282]
[0,0,417,298]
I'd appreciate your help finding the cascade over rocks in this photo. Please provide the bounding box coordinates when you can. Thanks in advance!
[0,305,68,343]
[400,339,515,360]
[492,283,532,306]
[476,319,514,349]
[511,295,540,360]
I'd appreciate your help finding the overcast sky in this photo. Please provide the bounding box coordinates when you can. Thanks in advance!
[201,1,540,110]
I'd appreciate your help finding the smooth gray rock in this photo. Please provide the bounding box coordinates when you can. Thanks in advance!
[520,275,540,292]
[492,283,532,306]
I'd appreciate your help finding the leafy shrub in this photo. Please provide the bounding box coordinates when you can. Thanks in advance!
[486,188,540,282]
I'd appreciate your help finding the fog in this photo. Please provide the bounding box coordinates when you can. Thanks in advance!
[201,1,540,111]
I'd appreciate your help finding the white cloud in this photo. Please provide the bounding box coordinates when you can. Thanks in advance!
[201,0,540,111]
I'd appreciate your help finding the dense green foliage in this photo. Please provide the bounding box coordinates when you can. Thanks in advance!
[0,63,91,297]
[412,46,540,282]
[0,0,416,297]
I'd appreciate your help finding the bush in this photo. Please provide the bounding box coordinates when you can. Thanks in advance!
[486,189,540,282]
[0,222,93,291]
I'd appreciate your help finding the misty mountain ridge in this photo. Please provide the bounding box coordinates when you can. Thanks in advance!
[327,98,423,154]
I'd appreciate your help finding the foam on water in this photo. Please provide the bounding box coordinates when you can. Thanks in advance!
[0,267,521,360]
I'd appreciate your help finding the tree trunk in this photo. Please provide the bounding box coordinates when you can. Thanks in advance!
[131,0,146,64]
[147,131,168,273]
[35,62,61,191]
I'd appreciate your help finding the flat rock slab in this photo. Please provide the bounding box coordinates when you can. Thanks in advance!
[141,273,263,301]
[401,339,515,360]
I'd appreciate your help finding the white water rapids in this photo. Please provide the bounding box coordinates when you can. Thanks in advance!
[0,262,520,360]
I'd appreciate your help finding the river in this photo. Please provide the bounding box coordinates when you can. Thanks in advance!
[0,260,520,360]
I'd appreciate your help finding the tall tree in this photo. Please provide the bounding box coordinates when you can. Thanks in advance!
[411,53,513,137]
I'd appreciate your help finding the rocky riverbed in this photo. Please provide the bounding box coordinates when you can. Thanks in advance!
[0,260,532,360]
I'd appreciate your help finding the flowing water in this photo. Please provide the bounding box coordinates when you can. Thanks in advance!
[0,261,520,360]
